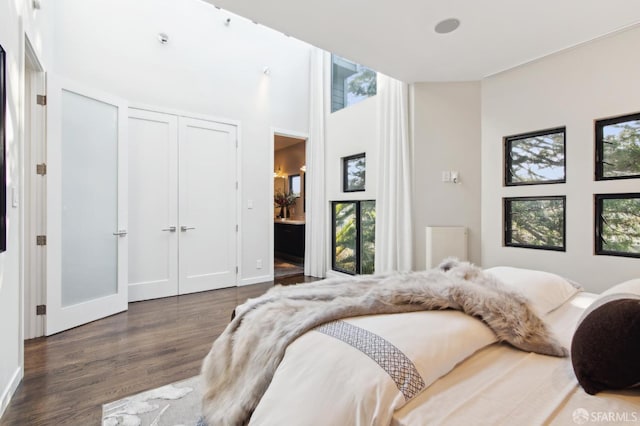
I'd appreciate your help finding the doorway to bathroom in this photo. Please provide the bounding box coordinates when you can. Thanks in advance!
[273,134,306,279]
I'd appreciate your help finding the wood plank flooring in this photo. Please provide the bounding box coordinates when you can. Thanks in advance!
[1,275,317,426]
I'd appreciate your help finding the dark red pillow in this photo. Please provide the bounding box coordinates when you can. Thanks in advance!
[571,296,640,395]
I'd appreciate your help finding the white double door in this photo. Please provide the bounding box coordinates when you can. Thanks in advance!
[128,109,238,301]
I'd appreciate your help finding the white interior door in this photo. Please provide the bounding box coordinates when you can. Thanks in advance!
[178,117,237,294]
[46,77,128,335]
[127,109,178,301]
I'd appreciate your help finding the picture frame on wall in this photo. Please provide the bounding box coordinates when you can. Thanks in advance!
[343,153,366,192]
[0,44,6,252]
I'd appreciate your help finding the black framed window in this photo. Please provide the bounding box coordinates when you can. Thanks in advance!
[0,44,6,253]
[504,196,566,251]
[332,200,375,275]
[343,153,366,192]
[595,113,640,181]
[595,193,640,258]
[504,127,566,186]
[331,54,377,113]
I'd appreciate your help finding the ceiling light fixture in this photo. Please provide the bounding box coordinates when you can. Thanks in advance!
[157,33,169,44]
[274,166,286,178]
[434,18,460,34]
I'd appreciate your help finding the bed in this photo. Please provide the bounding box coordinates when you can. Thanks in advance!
[201,262,640,425]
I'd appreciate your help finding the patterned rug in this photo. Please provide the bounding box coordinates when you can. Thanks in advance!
[102,375,204,425]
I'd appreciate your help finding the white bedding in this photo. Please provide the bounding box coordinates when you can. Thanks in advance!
[250,292,640,426]
[250,310,498,425]
[392,292,640,425]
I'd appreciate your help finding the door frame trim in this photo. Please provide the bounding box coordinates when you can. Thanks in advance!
[23,35,47,339]
[269,127,308,283]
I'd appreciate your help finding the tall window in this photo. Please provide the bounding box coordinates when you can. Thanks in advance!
[595,193,640,258]
[332,200,375,274]
[595,113,640,180]
[331,54,377,113]
[504,196,566,251]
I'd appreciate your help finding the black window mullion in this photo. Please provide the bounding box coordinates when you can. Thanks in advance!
[355,201,362,274]
[595,193,640,258]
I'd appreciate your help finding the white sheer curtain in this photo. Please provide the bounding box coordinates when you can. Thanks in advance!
[304,48,327,277]
[375,74,413,273]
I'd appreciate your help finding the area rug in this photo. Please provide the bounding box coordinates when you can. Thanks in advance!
[102,375,204,425]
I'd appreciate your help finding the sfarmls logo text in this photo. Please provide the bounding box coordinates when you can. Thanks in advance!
[573,408,639,424]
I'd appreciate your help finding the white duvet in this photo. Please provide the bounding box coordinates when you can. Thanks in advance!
[250,310,497,425]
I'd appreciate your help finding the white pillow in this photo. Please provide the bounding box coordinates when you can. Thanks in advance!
[601,278,640,297]
[484,266,580,315]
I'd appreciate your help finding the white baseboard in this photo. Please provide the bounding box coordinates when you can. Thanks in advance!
[239,274,273,286]
[0,366,23,419]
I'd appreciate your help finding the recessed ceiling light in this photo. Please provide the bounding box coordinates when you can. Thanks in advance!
[157,33,169,44]
[434,18,460,34]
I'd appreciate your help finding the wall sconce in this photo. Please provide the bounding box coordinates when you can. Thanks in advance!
[300,165,306,172]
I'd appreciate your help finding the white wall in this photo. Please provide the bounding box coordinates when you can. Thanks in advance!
[325,98,378,203]
[411,82,482,270]
[482,27,640,292]
[53,0,312,284]
[324,94,378,274]
[0,0,53,417]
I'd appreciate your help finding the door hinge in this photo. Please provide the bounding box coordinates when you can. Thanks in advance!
[235,139,238,148]
[36,94,47,106]
[36,163,47,175]
[235,266,238,274]
[236,224,238,232]
[235,181,238,190]
[36,235,47,246]
[36,305,46,315]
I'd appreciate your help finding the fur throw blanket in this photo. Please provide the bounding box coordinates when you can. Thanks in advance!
[201,260,567,426]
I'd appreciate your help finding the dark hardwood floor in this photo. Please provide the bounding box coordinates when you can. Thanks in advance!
[1,275,317,426]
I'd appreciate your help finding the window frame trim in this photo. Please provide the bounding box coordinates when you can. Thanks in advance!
[503,195,566,252]
[331,200,375,275]
[595,112,640,181]
[594,192,640,258]
[504,127,567,187]
[342,152,366,193]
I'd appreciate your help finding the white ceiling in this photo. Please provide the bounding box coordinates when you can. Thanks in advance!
[275,135,305,151]
[204,0,640,83]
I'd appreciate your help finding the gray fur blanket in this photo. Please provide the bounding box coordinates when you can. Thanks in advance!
[201,260,567,426]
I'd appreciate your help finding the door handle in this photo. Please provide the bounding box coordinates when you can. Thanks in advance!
[180,225,196,232]
[112,230,128,236]
[162,226,177,232]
